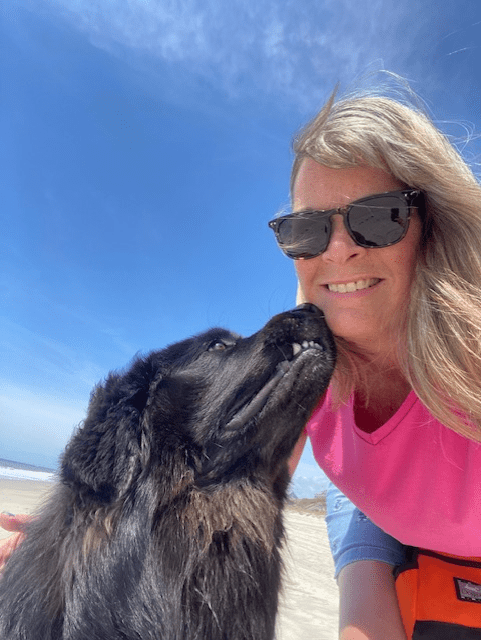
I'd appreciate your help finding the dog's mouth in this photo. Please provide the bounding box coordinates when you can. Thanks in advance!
[223,340,325,432]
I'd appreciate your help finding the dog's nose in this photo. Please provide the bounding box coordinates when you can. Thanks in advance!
[294,303,320,314]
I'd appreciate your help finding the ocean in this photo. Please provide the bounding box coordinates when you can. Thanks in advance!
[0,458,56,483]
[0,459,327,498]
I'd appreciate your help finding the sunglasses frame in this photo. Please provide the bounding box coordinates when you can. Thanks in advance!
[268,189,424,259]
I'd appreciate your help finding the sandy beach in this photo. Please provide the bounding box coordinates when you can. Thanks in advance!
[278,508,339,638]
[0,479,339,639]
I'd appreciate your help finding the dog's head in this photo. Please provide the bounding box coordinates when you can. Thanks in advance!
[61,304,335,502]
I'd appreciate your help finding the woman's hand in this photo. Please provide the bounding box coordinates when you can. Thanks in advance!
[0,513,30,569]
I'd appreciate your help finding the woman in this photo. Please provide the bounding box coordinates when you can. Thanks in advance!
[270,86,481,638]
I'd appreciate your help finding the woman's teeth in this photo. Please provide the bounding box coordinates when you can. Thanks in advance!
[327,278,380,293]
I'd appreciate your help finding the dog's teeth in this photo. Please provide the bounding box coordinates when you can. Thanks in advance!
[293,340,323,355]
[292,343,302,356]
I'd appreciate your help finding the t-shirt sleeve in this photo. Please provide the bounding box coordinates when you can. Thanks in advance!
[325,481,408,579]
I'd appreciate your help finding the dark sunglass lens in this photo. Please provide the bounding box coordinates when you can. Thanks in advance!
[348,195,409,247]
[276,215,330,258]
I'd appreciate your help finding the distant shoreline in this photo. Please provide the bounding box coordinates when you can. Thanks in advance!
[286,495,326,517]
[0,458,56,474]
[0,459,328,500]
[0,476,327,520]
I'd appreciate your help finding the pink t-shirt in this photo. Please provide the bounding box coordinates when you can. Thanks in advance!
[307,387,481,557]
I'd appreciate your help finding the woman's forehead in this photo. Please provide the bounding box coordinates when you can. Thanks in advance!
[293,158,405,211]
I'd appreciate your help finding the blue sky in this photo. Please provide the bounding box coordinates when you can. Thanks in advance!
[1,0,481,488]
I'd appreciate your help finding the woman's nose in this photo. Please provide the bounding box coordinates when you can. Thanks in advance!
[321,214,366,263]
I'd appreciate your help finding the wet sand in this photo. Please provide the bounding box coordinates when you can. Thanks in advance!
[0,479,339,638]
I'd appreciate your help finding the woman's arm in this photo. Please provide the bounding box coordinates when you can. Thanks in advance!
[325,484,408,640]
[338,561,407,640]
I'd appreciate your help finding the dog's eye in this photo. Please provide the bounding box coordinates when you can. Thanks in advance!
[208,341,229,352]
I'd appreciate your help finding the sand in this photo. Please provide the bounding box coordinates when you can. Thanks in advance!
[278,509,339,638]
[0,479,339,639]
[0,479,54,528]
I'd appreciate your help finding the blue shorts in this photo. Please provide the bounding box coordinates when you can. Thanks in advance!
[325,481,408,579]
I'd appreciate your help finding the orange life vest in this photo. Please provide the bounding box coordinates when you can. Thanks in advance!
[395,549,481,638]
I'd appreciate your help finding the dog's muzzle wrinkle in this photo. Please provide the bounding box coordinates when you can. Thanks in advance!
[224,363,289,432]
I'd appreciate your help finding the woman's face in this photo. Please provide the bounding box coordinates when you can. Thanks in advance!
[293,158,423,354]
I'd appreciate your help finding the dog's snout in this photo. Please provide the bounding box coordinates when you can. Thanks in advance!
[294,303,320,315]
[261,304,332,351]
[263,304,324,333]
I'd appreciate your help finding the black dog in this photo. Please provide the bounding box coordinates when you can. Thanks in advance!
[0,304,335,640]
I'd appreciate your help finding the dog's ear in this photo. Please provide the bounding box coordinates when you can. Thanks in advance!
[61,361,157,503]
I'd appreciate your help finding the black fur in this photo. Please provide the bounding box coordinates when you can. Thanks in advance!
[0,304,335,640]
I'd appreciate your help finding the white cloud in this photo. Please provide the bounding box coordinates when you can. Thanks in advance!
[46,0,437,111]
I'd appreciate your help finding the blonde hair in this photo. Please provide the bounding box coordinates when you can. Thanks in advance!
[292,85,481,441]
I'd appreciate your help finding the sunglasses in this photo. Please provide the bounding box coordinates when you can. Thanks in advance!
[268,189,424,259]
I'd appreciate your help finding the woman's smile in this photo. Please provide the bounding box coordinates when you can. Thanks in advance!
[324,278,381,293]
